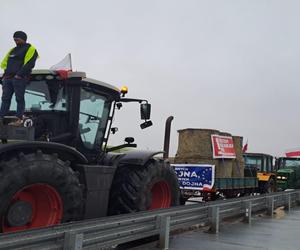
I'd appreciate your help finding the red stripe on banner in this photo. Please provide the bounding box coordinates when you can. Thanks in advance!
[286,151,300,157]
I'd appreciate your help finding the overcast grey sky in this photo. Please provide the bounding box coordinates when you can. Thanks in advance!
[2,0,300,157]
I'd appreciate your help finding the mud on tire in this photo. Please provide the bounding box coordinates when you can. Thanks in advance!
[0,150,83,232]
[108,159,179,215]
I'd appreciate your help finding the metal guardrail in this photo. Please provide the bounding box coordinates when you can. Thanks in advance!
[0,190,299,250]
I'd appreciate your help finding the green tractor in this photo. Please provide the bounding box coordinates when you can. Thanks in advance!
[0,70,179,233]
[276,157,300,190]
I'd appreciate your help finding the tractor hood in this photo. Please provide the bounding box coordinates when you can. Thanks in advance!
[277,168,295,174]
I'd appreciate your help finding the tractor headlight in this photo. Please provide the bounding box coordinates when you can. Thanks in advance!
[277,176,287,180]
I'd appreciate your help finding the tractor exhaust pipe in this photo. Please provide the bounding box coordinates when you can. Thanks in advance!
[163,116,174,159]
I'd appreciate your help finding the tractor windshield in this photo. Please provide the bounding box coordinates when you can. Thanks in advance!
[8,80,67,112]
[282,159,300,168]
[244,157,262,171]
[79,88,111,149]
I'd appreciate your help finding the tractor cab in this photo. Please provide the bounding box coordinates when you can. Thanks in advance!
[243,153,276,193]
[243,153,274,173]
[276,157,300,169]
[0,70,152,162]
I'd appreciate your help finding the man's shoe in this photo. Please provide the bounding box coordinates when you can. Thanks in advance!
[8,118,23,127]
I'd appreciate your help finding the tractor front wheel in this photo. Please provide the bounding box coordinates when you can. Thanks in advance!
[263,178,276,193]
[0,150,83,233]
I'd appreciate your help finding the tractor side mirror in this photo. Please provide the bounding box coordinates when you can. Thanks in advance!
[140,103,151,120]
[140,120,153,129]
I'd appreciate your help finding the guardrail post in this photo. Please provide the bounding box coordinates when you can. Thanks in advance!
[158,215,170,250]
[243,201,252,224]
[208,206,220,233]
[267,196,275,217]
[63,232,83,250]
[285,193,291,213]
[297,191,300,206]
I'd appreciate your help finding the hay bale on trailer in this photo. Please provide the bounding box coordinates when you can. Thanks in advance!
[174,128,245,178]
[175,128,218,159]
[232,136,244,178]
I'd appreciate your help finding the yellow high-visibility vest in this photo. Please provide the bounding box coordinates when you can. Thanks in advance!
[1,45,38,70]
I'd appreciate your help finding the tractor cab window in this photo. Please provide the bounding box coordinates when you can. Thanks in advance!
[79,88,110,149]
[244,157,262,171]
[267,157,274,172]
[263,157,267,172]
[283,159,300,168]
[9,80,67,112]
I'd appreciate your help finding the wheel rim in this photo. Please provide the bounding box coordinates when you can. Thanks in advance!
[149,181,171,209]
[2,184,63,233]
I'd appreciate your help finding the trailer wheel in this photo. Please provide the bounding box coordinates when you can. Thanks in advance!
[108,159,179,215]
[223,190,240,199]
[0,150,83,233]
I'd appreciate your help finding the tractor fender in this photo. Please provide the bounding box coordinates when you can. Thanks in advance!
[0,141,88,164]
[117,150,164,166]
[257,173,275,182]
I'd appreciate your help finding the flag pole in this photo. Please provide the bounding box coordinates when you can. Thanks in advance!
[69,53,73,71]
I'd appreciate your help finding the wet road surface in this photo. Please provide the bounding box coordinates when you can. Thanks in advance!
[137,207,300,250]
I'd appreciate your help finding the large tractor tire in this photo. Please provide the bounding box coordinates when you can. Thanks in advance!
[108,159,179,215]
[0,150,83,233]
[262,178,276,193]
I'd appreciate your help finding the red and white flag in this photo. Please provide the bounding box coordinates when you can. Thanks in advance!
[50,53,72,79]
[285,148,300,157]
[242,140,248,153]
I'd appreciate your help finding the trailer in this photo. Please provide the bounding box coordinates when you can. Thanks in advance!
[171,128,258,202]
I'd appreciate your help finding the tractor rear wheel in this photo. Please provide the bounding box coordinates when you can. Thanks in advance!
[0,150,83,233]
[108,159,179,215]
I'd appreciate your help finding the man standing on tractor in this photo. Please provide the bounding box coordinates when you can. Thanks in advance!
[0,31,38,126]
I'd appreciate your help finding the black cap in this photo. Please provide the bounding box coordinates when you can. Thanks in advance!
[13,31,27,41]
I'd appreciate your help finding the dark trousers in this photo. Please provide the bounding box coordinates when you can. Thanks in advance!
[0,78,27,119]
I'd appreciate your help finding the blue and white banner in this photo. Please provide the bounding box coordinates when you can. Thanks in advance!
[172,164,215,191]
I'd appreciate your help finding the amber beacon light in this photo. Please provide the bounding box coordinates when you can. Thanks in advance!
[120,86,128,97]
